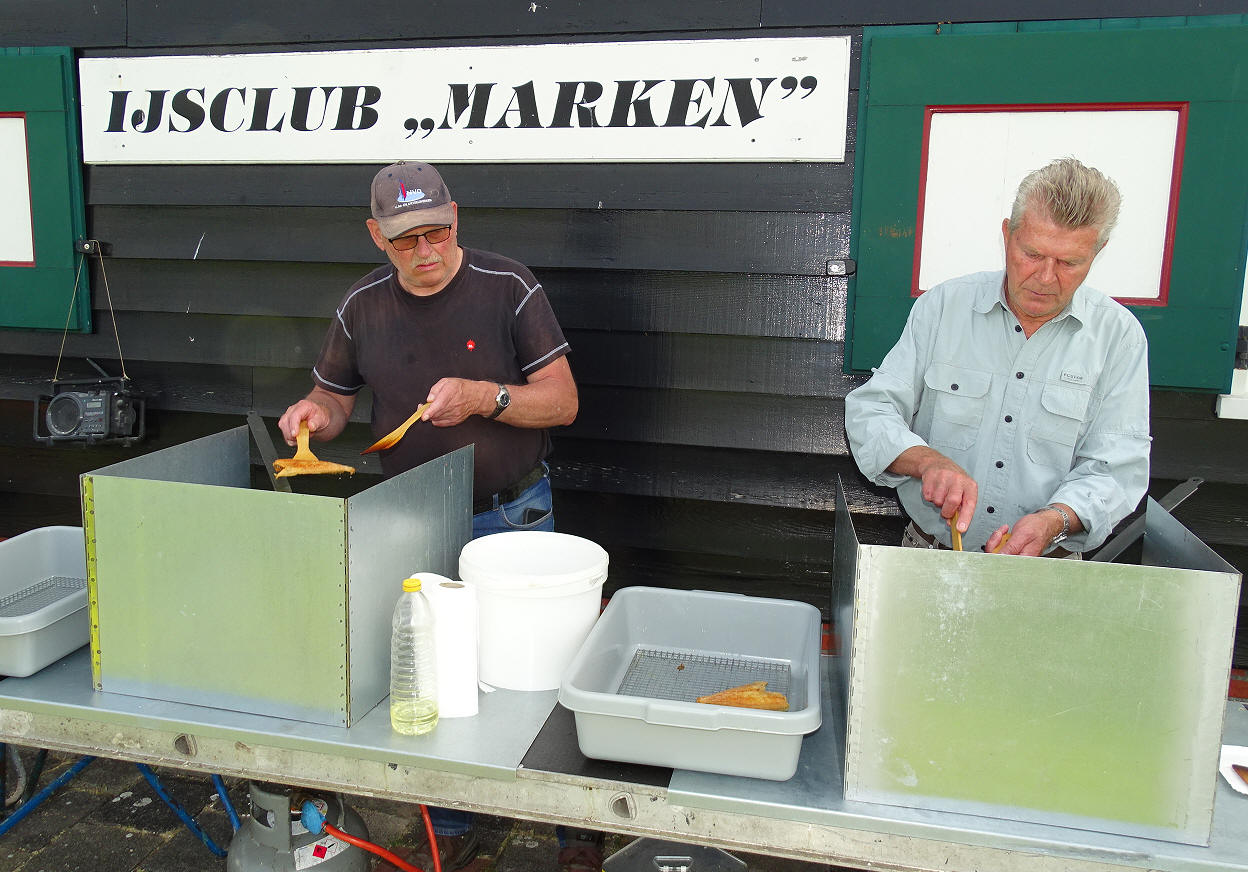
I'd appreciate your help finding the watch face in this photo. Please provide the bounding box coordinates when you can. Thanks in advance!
[498,386,510,407]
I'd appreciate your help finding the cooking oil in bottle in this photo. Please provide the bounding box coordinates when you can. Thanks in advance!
[390,575,439,735]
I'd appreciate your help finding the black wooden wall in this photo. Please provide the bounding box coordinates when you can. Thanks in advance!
[3,1,1248,661]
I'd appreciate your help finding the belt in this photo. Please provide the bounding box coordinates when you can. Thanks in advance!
[473,464,545,515]
[906,521,1073,558]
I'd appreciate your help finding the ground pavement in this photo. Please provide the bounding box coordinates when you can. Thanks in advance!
[0,750,848,872]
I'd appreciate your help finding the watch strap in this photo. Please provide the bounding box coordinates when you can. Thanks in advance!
[1044,504,1071,543]
[487,383,509,420]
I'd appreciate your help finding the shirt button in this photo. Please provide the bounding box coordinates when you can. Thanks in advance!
[1004,415,1013,423]
[951,383,959,391]
[1015,325,1022,333]
[986,506,995,513]
[1016,371,1024,379]
[995,460,1004,468]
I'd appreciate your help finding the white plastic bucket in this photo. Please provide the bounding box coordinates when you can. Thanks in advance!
[459,531,608,691]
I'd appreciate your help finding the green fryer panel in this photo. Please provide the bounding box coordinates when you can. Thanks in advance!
[842,539,1238,845]
[89,475,350,726]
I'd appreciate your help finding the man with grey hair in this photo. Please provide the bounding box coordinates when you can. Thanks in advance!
[845,157,1151,557]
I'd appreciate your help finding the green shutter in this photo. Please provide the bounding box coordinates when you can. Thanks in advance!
[0,48,90,331]
[849,20,1248,392]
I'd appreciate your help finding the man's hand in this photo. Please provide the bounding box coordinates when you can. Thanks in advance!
[986,509,1066,557]
[424,378,492,427]
[424,358,578,429]
[277,388,354,445]
[888,446,977,532]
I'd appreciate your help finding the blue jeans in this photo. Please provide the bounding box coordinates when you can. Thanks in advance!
[470,465,554,537]
[429,467,554,837]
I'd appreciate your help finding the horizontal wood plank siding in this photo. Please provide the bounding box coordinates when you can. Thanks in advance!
[0,0,125,46]
[760,1,1248,26]
[86,161,859,212]
[3,315,857,395]
[123,1,766,46]
[89,205,851,274]
[64,259,851,341]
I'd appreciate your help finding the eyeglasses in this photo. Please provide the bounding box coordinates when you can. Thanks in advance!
[389,225,452,251]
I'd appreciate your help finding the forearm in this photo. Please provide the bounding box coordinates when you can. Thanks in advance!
[481,375,577,428]
[887,445,949,479]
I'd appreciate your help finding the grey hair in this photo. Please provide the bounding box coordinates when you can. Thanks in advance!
[1008,157,1122,250]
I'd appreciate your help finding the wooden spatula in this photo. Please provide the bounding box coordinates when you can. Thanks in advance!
[361,402,430,454]
[950,510,962,552]
[273,421,356,478]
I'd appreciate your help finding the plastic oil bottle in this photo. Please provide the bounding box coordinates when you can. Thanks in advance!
[390,575,439,735]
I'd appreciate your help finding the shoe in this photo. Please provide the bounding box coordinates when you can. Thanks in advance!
[558,828,605,872]
[414,829,481,872]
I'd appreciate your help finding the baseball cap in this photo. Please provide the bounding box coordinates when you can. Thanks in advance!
[370,161,455,239]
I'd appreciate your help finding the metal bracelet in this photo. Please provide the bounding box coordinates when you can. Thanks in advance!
[1043,504,1072,540]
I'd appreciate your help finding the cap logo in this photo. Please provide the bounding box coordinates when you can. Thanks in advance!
[396,183,432,207]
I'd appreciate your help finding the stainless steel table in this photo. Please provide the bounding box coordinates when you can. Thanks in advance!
[1,650,1246,872]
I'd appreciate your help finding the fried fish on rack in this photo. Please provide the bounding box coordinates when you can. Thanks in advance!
[695,680,789,711]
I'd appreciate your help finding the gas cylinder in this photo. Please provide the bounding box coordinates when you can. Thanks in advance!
[226,781,371,872]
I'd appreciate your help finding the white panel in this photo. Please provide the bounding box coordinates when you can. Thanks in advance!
[0,116,35,265]
[918,109,1180,301]
[78,38,852,164]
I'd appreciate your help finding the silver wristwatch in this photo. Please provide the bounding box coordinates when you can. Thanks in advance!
[1044,504,1071,546]
[487,383,510,419]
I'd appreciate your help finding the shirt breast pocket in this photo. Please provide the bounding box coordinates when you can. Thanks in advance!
[923,363,992,451]
[1026,383,1091,470]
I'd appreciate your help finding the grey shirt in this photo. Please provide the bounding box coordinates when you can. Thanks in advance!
[845,270,1151,552]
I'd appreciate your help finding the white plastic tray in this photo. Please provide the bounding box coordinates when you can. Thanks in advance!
[558,587,822,781]
[0,527,88,677]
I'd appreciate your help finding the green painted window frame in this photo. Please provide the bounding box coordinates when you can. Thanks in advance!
[0,48,90,331]
[847,19,1248,392]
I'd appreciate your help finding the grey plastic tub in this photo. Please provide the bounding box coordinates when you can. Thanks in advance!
[0,526,88,677]
[558,586,822,781]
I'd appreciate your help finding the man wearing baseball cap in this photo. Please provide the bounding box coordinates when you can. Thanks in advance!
[279,162,585,866]
[280,160,577,532]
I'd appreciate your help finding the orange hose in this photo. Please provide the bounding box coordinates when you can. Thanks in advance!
[420,803,443,872]
[324,822,423,872]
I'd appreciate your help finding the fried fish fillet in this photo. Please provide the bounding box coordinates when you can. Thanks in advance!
[273,421,356,478]
[696,680,789,711]
[273,457,356,478]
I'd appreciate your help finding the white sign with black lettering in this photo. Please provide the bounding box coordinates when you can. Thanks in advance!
[78,37,851,164]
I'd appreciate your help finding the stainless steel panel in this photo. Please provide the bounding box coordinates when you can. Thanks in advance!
[345,445,472,723]
[84,428,472,727]
[832,485,1241,845]
[83,426,250,488]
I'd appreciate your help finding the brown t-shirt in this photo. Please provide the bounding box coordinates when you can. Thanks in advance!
[312,247,570,501]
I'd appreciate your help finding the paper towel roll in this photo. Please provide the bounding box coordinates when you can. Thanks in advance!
[417,573,480,718]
